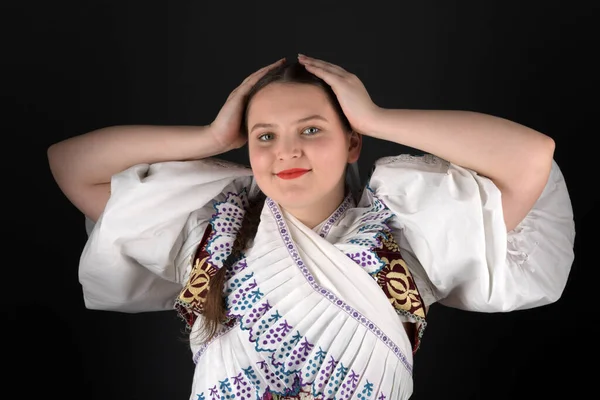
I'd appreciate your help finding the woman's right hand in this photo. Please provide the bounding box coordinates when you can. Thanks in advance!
[208,58,285,151]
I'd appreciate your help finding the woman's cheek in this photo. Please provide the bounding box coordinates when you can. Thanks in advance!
[250,148,271,172]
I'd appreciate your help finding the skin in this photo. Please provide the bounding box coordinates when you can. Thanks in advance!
[298,54,555,232]
[48,55,555,345]
[48,54,555,234]
[47,59,286,223]
[246,82,362,228]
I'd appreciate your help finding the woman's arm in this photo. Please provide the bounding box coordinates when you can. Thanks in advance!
[297,54,556,232]
[47,125,225,222]
[366,109,555,231]
[48,59,285,223]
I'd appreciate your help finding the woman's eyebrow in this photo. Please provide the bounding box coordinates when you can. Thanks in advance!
[250,115,329,133]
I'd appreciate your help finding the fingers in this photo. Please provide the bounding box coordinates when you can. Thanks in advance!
[228,58,285,101]
[242,57,285,86]
[297,54,349,78]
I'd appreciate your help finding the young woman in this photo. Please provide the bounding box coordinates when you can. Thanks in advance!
[48,55,575,400]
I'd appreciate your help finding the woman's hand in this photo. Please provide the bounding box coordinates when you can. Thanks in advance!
[209,58,286,151]
[297,54,382,135]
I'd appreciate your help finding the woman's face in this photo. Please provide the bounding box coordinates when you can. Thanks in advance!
[247,82,361,215]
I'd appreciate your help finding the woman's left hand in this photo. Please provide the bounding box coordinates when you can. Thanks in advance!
[297,54,382,135]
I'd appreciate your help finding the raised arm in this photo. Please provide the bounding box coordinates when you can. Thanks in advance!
[47,125,225,222]
[48,58,286,223]
[366,109,555,231]
[298,55,555,232]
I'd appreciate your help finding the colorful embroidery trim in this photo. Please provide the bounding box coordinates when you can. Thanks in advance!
[265,198,413,375]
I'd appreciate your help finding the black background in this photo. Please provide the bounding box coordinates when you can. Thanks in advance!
[3,1,598,399]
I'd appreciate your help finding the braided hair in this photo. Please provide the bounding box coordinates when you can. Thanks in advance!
[196,191,266,342]
[195,60,352,343]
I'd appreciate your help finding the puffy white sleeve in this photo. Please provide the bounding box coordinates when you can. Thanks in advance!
[79,158,254,313]
[368,153,576,312]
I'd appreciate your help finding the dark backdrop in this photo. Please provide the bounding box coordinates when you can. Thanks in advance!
[3,1,597,399]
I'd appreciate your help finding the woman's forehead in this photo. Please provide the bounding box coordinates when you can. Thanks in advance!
[247,83,335,124]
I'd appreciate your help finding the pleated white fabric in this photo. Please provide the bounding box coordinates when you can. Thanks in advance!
[78,153,575,400]
[190,198,414,400]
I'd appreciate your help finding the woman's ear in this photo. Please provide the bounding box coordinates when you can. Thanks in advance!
[347,131,362,163]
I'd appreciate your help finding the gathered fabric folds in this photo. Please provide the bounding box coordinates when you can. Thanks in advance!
[189,197,414,400]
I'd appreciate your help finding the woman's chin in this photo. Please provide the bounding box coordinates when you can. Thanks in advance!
[269,191,313,209]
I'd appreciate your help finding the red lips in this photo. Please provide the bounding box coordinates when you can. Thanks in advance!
[276,168,310,180]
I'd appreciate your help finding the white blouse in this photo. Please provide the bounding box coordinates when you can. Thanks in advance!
[78,154,575,400]
[80,154,575,314]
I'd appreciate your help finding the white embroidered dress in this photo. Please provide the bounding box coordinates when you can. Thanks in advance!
[79,154,575,400]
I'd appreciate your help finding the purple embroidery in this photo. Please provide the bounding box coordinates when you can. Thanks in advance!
[266,197,413,376]
[348,370,360,388]
[299,337,314,356]
[191,193,406,400]
[241,301,271,330]
[209,385,219,400]
[318,193,354,238]
[207,190,248,269]
[347,251,377,268]
[338,196,395,275]
[270,330,312,372]
[226,275,262,319]
[312,354,338,395]
[322,363,349,398]
[297,347,322,385]
[256,359,295,393]
[225,258,249,281]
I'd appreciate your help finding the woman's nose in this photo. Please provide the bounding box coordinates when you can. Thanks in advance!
[277,137,302,160]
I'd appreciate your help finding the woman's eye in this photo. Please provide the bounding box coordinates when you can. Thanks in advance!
[302,127,320,135]
[258,133,274,141]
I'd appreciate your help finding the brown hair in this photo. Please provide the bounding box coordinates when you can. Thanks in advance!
[196,60,351,343]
